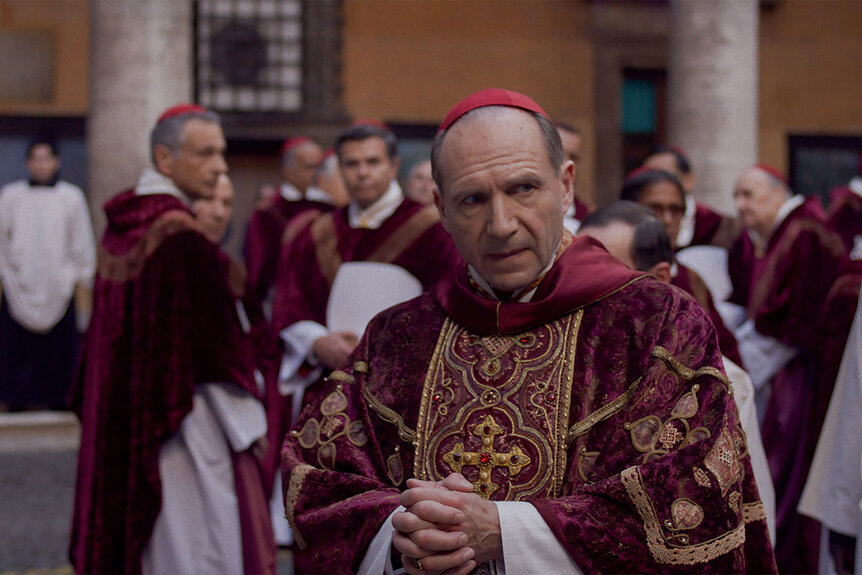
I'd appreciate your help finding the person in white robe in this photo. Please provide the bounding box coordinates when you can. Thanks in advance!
[799,287,862,575]
[0,138,95,410]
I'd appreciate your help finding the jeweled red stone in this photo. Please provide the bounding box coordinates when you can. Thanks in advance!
[479,452,492,465]
[547,392,556,401]
[510,455,519,463]
[520,336,530,343]
[479,483,488,492]
[453,453,462,462]
[432,393,442,402]
[483,426,490,434]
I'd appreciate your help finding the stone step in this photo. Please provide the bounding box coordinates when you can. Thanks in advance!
[0,411,80,453]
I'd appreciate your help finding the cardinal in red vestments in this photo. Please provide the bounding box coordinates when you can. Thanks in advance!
[825,154,862,256]
[69,105,275,575]
[281,89,776,575]
[270,122,461,416]
[244,136,336,305]
[728,164,848,574]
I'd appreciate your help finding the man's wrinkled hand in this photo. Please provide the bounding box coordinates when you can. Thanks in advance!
[311,330,359,370]
[393,473,502,570]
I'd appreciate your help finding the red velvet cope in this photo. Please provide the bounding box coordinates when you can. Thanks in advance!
[69,190,260,574]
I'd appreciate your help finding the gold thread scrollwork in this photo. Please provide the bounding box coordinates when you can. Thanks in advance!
[363,388,418,444]
[290,386,368,470]
[353,361,369,374]
[624,384,709,463]
[651,346,730,388]
[567,378,642,445]
[704,420,742,496]
[327,370,355,385]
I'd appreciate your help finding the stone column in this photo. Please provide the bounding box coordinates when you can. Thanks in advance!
[667,0,758,214]
[88,0,193,233]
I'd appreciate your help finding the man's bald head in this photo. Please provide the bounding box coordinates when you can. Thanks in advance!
[733,165,792,240]
[431,105,564,194]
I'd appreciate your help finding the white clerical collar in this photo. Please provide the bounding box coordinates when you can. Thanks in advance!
[347,181,404,229]
[676,195,697,248]
[771,194,805,235]
[279,182,303,201]
[135,168,191,205]
[467,243,560,303]
[751,194,805,248]
[278,183,333,204]
[849,176,862,198]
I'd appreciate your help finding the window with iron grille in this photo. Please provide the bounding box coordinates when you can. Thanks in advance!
[194,0,343,122]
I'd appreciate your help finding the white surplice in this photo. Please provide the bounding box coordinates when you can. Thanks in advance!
[798,288,862,574]
[142,383,267,575]
[0,179,95,332]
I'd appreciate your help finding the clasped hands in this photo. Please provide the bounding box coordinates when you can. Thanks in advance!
[392,473,502,575]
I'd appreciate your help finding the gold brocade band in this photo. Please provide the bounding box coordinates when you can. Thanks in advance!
[284,464,315,550]
[621,466,746,565]
[742,501,767,524]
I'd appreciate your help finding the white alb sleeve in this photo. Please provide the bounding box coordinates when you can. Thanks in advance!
[496,501,583,575]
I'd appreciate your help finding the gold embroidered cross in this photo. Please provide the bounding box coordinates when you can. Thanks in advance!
[442,414,531,499]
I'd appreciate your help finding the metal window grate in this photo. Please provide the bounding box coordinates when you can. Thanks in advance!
[196,0,303,113]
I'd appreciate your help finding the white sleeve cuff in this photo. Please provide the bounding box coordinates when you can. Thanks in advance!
[496,501,582,575]
[734,319,798,389]
[199,383,267,452]
[279,320,329,381]
[358,506,406,575]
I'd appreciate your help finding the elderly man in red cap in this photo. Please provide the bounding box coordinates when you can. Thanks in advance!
[727,164,848,574]
[280,89,776,574]
[69,104,276,575]
[245,136,333,305]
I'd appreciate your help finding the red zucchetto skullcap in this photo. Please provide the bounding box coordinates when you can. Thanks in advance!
[157,103,207,124]
[624,165,654,182]
[351,119,393,132]
[753,163,789,186]
[438,88,549,133]
[280,136,313,156]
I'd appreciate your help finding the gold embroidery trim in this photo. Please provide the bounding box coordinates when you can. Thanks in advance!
[621,466,746,565]
[353,361,369,374]
[742,501,766,524]
[414,319,458,476]
[328,370,355,384]
[284,463,314,549]
[310,212,341,285]
[366,204,441,264]
[567,377,642,445]
[363,388,418,444]
[652,347,730,387]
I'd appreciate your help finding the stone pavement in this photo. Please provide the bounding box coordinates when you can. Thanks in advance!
[0,412,293,575]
